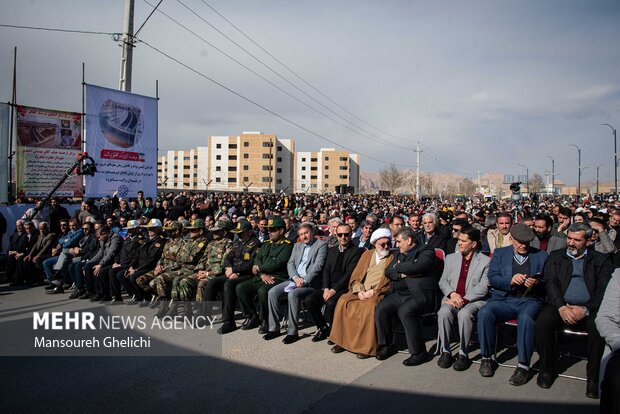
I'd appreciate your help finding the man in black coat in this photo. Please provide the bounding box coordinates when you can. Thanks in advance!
[374,227,440,366]
[304,223,364,342]
[535,222,613,399]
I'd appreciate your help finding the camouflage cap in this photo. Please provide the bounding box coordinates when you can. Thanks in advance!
[230,219,252,233]
[266,216,285,229]
[163,221,183,231]
[208,220,229,232]
[186,218,205,230]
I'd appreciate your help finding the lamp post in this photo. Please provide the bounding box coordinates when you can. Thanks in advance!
[518,163,529,193]
[569,144,582,196]
[596,164,604,195]
[601,124,617,195]
[546,155,555,195]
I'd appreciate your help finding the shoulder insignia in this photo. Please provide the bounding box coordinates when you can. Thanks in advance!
[217,253,222,259]
[155,243,161,248]
[264,240,273,244]
[199,242,205,248]
[243,252,251,260]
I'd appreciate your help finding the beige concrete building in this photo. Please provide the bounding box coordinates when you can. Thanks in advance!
[158,147,209,190]
[295,148,360,193]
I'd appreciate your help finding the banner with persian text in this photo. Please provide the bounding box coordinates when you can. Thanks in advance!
[85,84,157,198]
[15,105,82,198]
[0,103,9,202]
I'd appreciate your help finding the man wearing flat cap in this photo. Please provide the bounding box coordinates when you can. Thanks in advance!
[236,216,293,334]
[477,223,548,386]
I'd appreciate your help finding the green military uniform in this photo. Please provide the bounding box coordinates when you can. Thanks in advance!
[136,235,184,293]
[154,236,206,299]
[177,235,233,301]
[236,218,293,322]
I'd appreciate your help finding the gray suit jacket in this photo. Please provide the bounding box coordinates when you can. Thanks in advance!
[438,251,491,302]
[531,236,566,253]
[287,239,328,287]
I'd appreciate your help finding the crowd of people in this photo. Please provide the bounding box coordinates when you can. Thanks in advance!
[2,190,620,413]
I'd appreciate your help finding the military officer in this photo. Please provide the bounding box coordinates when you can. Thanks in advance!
[176,220,233,316]
[236,216,293,334]
[203,219,262,334]
[155,219,207,317]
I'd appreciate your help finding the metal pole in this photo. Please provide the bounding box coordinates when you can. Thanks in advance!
[596,164,604,195]
[119,0,135,91]
[546,155,554,195]
[569,144,581,196]
[415,141,422,200]
[602,124,617,195]
[8,46,17,202]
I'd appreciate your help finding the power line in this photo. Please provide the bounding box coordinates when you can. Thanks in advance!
[0,23,118,36]
[137,38,415,169]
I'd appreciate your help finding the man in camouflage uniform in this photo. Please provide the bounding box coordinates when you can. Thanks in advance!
[175,220,233,317]
[236,216,293,334]
[203,219,261,334]
[155,219,207,318]
[133,221,185,308]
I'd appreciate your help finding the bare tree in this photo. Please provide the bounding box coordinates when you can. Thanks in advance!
[528,173,545,193]
[461,178,477,195]
[379,164,410,194]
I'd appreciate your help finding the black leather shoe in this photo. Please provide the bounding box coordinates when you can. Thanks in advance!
[536,371,555,389]
[217,322,237,335]
[357,353,371,359]
[47,285,64,294]
[437,352,454,368]
[586,380,599,399]
[69,290,85,299]
[99,296,112,303]
[479,359,497,377]
[376,345,397,361]
[452,355,472,371]
[156,301,170,318]
[327,340,335,345]
[509,367,530,386]
[79,291,93,300]
[105,298,124,306]
[126,296,139,305]
[331,345,345,354]
[263,331,281,340]
[241,314,260,330]
[45,284,56,290]
[90,294,103,302]
[138,299,150,308]
[312,326,330,342]
[282,334,299,344]
[403,352,430,366]
[149,298,161,309]
[258,320,269,335]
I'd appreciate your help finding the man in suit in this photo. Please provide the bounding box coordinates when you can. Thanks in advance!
[304,223,364,342]
[477,223,548,386]
[535,222,613,398]
[264,223,327,344]
[445,218,469,255]
[352,220,373,250]
[436,226,490,371]
[418,213,448,251]
[374,227,439,366]
[531,215,566,253]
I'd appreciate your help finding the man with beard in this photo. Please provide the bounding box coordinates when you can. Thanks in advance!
[535,222,613,399]
[530,215,566,253]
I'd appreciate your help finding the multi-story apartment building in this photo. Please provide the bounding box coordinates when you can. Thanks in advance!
[157,147,209,190]
[294,148,360,193]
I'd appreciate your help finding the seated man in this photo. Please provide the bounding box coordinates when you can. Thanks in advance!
[530,215,566,253]
[21,222,56,287]
[203,219,262,334]
[477,224,548,386]
[42,219,83,287]
[304,223,364,342]
[236,217,293,333]
[596,268,620,412]
[68,222,100,299]
[330,228,393,358]
[417,213,448,251]
[374,227,438,365]
[535,222,613,399]
[5,220,26,284]
[436,226,490,371]
[264,223,327,344]
[81,226,123,301]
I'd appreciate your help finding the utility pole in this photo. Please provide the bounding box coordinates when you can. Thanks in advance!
[596,164,604,194]
[601,124,617,195]
[477,170,481,193]
[119,0,135,91]
[414,141,422,200]
[546,155,555,195]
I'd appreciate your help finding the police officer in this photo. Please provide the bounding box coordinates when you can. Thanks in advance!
[176,220,233,317]
[121,218,167,306]
[236,217,293,334]
[203,219,261,334]
[156,219,207,317]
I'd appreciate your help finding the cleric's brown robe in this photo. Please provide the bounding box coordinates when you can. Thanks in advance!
[329,249,393,356]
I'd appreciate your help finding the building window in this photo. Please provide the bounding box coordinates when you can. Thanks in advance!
[183,165,190,169]
[228,177,236,183]
[215,177,221,183]
[325,183,329,188]
[325,175,329,179]
[340,175,348,179]
[216,144,221,149]
[243,165,249,171]
[311,158,317,162]
[277,157,282,162]
[301,166,306,171]
[183,174,190,178]
[311,175,317,179]
[229,144,237,149]
[277,146,282,151]
[324,166,329,170]
[228,155,237,160]
[262,177,272,182]
[216,166,221,172]
[301,157,306,162]
[325,157,329,161]
[243,141,249,147]
[216,155,221,160]
[194,155,198,159]
[174,156,178,160]
[262,165,272,171]
[243,153,249,159]
[277,179,282,184]
[340,166,347,170]
[183,156,190,161]
[262,142,273,147]
[340,157,348,161]
[311,167,317,171]
[301,175,306,179]
[301,183,306,188]
[277,168,282,173]
[228,166,237,171]
[262,154,272,159]
[243,176,249,182]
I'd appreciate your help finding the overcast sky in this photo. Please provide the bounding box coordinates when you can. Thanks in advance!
[1,0,619,184]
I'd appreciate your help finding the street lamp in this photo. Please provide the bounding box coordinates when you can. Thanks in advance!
[546,155,555,195]
[569,144,582,196]
[601,123,617,195]
[596,163,604,194]
[518,163,529,193]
